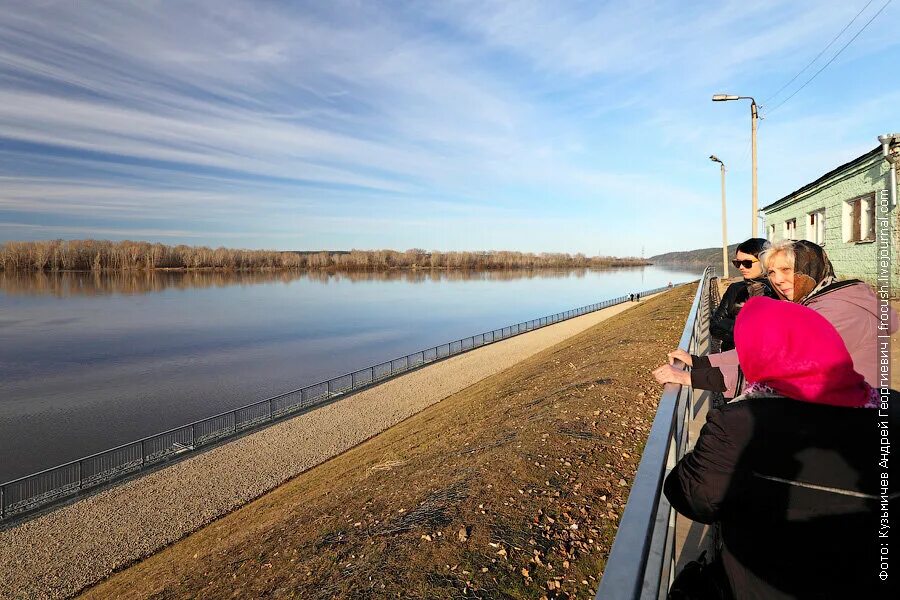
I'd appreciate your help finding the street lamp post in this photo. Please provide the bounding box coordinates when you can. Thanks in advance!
[712,94,758,237]
[710,155,729,279]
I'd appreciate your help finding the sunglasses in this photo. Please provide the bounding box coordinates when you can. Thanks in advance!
[732,258,759,269]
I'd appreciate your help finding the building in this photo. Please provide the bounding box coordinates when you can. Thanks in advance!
[761,135,899,289]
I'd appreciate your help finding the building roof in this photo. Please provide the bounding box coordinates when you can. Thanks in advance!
[761,146,882,213]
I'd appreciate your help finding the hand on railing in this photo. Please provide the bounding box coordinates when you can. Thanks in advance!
[652,363,691,386]
[666,348,693,367]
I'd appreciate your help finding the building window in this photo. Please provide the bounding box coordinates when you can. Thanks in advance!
[768,224,775,241]
[843,193,875,243]
[784,218,797,240]
[806,209,826,245]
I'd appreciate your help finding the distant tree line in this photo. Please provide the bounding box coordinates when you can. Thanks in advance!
[0,240,649,272]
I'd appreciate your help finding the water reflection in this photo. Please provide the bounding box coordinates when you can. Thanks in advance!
[0,267,641,297]
[0,263,697,481]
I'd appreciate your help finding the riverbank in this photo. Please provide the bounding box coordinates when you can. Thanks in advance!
[0,287,690,599]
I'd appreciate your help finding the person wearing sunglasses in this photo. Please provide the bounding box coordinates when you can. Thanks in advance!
[710,238,778,351]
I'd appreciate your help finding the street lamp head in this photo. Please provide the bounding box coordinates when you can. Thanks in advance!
[709,154,723,165]
[712,92,758,237]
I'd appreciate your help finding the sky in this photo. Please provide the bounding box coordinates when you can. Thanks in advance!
[0,0,897,256]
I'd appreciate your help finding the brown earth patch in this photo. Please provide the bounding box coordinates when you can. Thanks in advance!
[80,285,693,600]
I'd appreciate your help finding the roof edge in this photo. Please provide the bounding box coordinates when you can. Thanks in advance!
[761,146,883,212]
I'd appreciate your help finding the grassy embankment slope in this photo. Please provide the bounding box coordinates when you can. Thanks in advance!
[82,285,693,600]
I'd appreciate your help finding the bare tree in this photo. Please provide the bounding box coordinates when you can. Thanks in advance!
[0,239,650,273]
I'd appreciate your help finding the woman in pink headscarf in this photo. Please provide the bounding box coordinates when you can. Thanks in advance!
[664,297,894,599]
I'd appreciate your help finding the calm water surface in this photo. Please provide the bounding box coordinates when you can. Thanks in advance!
[0,266,697,481]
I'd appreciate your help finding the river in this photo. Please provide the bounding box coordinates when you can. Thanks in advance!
[0,265,697,481]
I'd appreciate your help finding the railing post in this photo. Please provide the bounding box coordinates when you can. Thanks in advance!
[140,440,145,466]
[77,460,83,490]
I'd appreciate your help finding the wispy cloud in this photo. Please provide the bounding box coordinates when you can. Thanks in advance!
[0,0,896,253]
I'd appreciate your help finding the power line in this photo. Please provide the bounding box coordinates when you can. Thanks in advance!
[764,0,892,116]
[763,0,875,106]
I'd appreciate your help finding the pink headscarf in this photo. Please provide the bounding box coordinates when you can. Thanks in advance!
[734,297,874,408]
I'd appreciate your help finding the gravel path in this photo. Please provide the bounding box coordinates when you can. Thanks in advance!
[0,298,652,600]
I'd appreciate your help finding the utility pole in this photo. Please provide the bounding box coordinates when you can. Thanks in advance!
[710,155,729,279]
[713,94,759,237]
[751,100,758,237]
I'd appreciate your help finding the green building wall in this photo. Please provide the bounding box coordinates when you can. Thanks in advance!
[762,150,898,290]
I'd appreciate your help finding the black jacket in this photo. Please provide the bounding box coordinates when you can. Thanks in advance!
[664,394,896,599]
[710,278,778,350]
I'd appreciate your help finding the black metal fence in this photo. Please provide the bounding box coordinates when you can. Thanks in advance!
[0,283,680,523]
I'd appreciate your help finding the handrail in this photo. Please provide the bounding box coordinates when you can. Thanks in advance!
[595,268,713,599]
[1,282,683,524]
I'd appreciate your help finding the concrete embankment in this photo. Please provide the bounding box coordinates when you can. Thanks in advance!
[0,292,674,600]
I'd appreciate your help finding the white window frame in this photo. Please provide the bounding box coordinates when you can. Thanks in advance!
[784,218,797,240]
[768,224,776,242]
[806,209,826,245]
[842,193,875,243]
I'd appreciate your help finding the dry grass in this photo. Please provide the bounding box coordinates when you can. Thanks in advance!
[80,286,693,600]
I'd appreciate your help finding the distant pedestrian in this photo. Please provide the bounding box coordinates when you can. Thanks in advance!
[636,293,641,302]
[629,293,634,302]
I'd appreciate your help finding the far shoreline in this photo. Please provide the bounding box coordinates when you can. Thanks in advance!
[0,239,651,273]
[2,263,654,274]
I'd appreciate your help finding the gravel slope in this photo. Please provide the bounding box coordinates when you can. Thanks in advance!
[0,297,655,600]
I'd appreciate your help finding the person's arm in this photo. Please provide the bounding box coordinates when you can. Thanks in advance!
[707,348,739,367]
[690,367,727,392]
[691,355,710,368]
[699,350,741,396]
[709,284,739,342]
[663,406,751,523]
[652,364,690,386]
[653,363,727,392]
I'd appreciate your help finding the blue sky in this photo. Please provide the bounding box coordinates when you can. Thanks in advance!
[0,0,897,256]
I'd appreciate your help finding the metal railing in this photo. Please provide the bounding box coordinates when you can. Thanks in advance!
[1,282,682,524]
[595,268,715,600]
[707,276,723,355]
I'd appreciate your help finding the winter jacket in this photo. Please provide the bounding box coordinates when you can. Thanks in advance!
[710,277,778,350]
[692,281,896,395]
[664,392,897,599]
